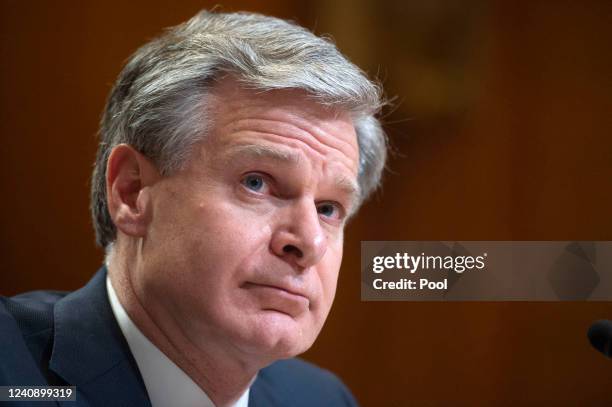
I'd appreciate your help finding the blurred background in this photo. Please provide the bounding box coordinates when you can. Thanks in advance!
[1,0,611,405]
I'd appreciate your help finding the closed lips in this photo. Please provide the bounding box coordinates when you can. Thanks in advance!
[242,282,311,316]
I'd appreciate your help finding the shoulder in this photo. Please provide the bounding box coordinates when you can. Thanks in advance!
[0,290,69,385]
[0,290,67,336]
[251,358,358,407]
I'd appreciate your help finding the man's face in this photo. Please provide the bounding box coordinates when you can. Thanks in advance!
[133,80,360,363]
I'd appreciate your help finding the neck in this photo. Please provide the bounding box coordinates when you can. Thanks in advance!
[107,243,258,407]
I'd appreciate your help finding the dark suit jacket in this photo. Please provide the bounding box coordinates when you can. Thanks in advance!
[0,267,358,406]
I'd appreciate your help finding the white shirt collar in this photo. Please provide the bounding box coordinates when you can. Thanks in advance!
[106,276,250,407]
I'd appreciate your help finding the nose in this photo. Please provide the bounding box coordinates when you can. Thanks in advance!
[270,200,327,270]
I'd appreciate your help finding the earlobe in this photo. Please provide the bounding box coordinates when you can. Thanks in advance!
[106,144,160,239]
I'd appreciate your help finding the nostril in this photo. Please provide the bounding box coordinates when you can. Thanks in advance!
[283,244,303,258]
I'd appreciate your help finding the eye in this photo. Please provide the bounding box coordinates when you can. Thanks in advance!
[317,202,343,220]
[241,173,267,193]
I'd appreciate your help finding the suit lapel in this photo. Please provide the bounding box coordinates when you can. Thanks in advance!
[49,267,151,407]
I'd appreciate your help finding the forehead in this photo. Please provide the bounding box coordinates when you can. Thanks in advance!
[202,77,360,176]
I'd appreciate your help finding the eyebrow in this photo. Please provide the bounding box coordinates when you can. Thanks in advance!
[223,143,361,209]
[223,144,301,164]
[334,175,361,212]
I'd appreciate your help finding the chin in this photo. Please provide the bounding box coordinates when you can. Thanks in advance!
[238,310,317,361]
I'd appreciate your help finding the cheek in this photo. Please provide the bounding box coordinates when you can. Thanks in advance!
[142,199,278,334]
[193,198,273,257]
[144,191,273,296]
[316,244,343,315]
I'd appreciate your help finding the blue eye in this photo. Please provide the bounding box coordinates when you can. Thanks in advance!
[317,203,338,218]
[242,174,265,192]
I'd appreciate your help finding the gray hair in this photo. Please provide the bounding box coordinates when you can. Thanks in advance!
[91,10,387,249]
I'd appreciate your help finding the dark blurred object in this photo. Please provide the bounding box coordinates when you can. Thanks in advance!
[588,320,612,358]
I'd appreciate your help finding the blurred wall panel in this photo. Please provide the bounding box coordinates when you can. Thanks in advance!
[306,1,612,406]
[1,1,611,405]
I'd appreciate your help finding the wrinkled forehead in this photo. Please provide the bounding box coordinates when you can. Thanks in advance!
[203,76,360,173]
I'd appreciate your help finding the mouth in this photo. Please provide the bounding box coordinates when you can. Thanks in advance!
[242,282,311,316]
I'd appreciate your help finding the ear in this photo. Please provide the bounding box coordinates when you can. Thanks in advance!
[106,144,160,239]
